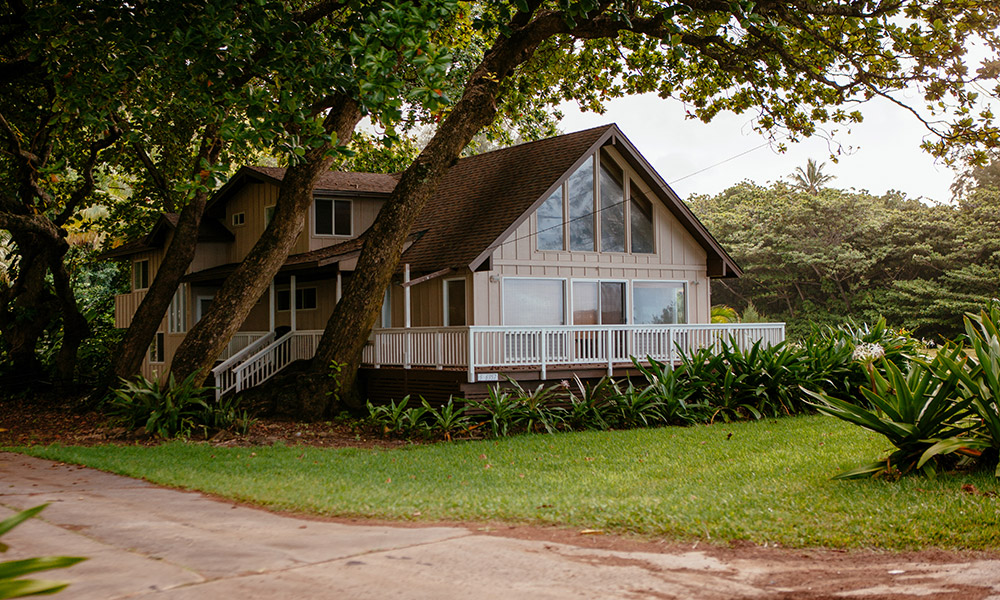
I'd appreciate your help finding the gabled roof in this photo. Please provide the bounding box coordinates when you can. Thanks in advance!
[400,124,741,277]
[98,212,234,259]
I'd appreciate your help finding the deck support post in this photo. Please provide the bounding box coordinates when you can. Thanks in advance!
[540,331,547,380]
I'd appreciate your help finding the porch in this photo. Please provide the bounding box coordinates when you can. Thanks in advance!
[211,322,785,400]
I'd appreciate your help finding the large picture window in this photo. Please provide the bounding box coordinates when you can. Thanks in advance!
[536,152,655,254]
[503,279,565,326]
[572,281,625,325]
[314,197,352,236]
[632,281,686,325]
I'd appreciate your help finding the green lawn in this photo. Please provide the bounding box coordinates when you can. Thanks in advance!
[13,415,1000,550]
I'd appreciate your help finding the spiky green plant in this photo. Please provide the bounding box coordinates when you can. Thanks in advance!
[0,505,85,599]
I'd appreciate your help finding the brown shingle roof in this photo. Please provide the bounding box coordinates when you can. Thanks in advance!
[245,166,398,195]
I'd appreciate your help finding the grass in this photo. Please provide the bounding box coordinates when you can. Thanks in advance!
[12,415,1000,550]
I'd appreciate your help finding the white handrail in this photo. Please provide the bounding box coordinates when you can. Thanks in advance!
[213,332,275,376]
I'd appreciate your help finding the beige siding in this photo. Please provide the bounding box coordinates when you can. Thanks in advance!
[224,182,316,259]
[271,278,338,331]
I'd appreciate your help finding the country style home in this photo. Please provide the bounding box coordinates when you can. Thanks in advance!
[105,124,784,402]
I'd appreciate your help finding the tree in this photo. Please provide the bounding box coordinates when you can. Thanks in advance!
[789,159,835,195]
[283,0,1000,416]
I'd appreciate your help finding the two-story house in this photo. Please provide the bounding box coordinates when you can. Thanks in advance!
[106,124,784,402]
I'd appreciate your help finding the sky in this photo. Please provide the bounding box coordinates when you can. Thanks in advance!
[557,92,963,203]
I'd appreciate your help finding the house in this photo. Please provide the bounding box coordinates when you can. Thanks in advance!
[106,124,785,402]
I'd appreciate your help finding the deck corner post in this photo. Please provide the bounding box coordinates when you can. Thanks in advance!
[467,327,476,383]
[540,331,547,380]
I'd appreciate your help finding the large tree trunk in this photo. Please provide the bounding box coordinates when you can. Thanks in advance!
[296,12,565,417]
[49,249,89,389]
[168,97,361,390]
[109,133,223,384]
[0,235,55,386]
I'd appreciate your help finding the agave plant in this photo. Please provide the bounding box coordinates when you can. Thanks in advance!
[0,505,84,599]
[805,348,983,479]
[940,304,1000,474]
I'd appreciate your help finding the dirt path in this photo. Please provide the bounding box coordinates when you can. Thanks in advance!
[2,452,998,599]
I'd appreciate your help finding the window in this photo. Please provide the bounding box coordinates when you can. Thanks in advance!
[264,205,276,226]
[632,281,686,325]
[572,281,625,325]
[277,287,317,311]
[314,198,352,236]
[168,285,186,333]
[380,288,392,328]
[232,212,245,227]
[536,151,655,255]
[149,332,165,363]
[133,259,149,290]
[503,279,565,325]
[630,185,654,253]
[567,160,595,251]
[537,190,563,250]
[444,279,466,326]
[196,295,214,321]
[600,163,625,252]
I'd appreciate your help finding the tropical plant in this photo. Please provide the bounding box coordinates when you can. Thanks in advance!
[565,376,614,431]
[710,305,739,324]
[505,379,566,434]
[366,397,414,436]
[805,348,983,479]
[422,397,472,441]
[471,385,522,438]
[109,372,248,438]
[0,505,85,599]
[941,303,1000,473]
[631,357,704,425]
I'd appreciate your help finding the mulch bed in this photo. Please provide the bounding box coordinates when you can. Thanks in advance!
[0,395,408,449]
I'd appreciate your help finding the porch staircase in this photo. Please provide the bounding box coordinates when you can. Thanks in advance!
[211,330,324,400]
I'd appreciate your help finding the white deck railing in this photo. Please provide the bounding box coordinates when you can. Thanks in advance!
[213,323,785,397]
[363,323,786,382]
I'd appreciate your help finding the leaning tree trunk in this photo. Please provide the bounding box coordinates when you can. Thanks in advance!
[109,133,223,385]
[297,12,566,417]
[168,98,362,390]
[48,248,89,389]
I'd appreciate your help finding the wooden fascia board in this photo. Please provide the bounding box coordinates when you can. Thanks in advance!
[610,132,744,278]
[466,126,618,271]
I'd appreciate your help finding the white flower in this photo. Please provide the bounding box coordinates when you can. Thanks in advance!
[852,342,885,363]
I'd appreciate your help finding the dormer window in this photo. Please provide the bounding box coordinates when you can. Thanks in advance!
[232,212,246,227]
[315,197,352,236]
[537,150,655,254]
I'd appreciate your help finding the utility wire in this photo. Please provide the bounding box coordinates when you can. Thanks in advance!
[491,136,781,251]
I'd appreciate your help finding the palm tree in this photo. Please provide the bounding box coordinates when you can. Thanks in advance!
[710,305,740,323]
[789,159,835,194]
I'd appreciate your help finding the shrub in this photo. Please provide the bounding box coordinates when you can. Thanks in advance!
[805,348,982,478]
[0,505,84,599]
[110,372,252,438]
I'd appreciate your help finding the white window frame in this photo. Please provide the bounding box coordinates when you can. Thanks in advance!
[570,278,629,325]
[232,212,246,227]
[501,277,567,326]
[312,197,353,238]
[195,295,214,322]
[167,284,187,333]
[276,286,318,312]
[133,259,149,291]
[443,277,467,326]
[631,279,688,325]
[149,331,165,364]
